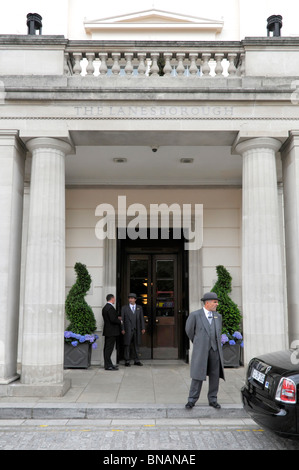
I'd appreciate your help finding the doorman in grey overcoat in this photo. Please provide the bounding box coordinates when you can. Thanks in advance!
[121,293,145,366]
[185,292,225,409]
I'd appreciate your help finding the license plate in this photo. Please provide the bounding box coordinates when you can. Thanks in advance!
[252,368,265,384]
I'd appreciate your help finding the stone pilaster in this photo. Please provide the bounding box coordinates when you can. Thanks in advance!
[235,137,287,363]
[99,237,117,367]
[20,138,72,394]
[281,131,299,347]
[0,131,26,384]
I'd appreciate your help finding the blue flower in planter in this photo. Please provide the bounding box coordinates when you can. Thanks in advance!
[221,331,243,347]
[232,331,244,348]
[65,330,99,348]
[233,331,243,340]
[221,334,229,345]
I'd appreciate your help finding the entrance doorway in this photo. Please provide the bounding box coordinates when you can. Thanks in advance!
[117,235,189,360]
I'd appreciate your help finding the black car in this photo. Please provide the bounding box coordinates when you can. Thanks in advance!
[241,348,299,438]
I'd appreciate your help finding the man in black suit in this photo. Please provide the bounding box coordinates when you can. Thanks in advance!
[121,293,145,366]
[102,294,122,371]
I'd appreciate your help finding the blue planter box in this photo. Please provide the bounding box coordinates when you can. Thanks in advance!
[223,343,241,367]
[64,342,92,369]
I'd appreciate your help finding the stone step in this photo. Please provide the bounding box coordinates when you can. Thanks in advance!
[0,403,248,420]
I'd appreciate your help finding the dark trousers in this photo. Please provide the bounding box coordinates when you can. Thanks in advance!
[103,336,118,368]
[188,348,220,404]
[124,329,139,362]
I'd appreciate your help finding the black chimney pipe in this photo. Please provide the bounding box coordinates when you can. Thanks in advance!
[27,13,42,35]
[267,15,282,37]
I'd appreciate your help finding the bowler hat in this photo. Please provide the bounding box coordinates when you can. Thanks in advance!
[201,292,219,302]
[128,293,137,298]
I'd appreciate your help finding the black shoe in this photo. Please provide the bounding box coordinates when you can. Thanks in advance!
[185,402,194,409]
[105,366,117,371]
[209,402,221,409]
[134,361,143,366]
[112,365,119,370]
[125,362,131,367]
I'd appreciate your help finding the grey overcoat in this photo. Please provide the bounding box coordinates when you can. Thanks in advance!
[185,308,225,381]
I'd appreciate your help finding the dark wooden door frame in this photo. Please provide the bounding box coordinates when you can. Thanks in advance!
[116,231,189,361]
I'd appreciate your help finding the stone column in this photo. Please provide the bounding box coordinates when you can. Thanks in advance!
[281,131,299,347]
[0,131,26,384]
[21,137,72,395]
[235,137,286,363]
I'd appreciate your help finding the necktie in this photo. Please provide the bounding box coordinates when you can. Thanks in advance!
[208,312,213,324]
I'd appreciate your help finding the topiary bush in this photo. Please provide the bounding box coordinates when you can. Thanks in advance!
[211,265,242,335]
[65,262,97,336]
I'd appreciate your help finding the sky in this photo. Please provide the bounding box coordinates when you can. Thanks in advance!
[0,0,298,38]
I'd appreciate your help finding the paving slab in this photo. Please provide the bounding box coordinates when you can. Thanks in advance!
[0,361,248,421]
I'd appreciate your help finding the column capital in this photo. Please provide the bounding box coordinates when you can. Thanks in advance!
[233,137,282,155]
[26,137,74,155]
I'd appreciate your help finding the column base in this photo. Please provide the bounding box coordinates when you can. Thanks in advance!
[0,374,20,385]
[0,379,71,397]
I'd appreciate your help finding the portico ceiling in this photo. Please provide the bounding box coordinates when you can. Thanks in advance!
[65,130,242,186]
[63,129,283,186]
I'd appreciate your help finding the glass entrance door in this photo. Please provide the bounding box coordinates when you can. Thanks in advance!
[127,253,178,359]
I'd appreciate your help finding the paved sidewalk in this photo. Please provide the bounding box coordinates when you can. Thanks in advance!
[0,361,248,420]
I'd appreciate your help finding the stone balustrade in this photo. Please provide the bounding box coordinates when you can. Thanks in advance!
[64,42,245,78]
[1,36,299,79]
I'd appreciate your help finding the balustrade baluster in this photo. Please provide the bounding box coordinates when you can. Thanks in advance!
[137,53,147,75]
[176,53,185,76]
[99,53,108,75]
[111,53,121,75]
[85,52,95,76]
[124,53,134,75]
[64,52,70,75]
[201,53,211,76]
[163,52,173,76]
[214,53,224,76]
[227,53,237,76]
[72,52,82,75]
[188,53,198,76]
[150,53,160,76]
[239,52,245,76]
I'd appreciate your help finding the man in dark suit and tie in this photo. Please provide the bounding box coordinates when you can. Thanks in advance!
[102,294,122,371]
[121,293,145,366]
[185,292,225,409]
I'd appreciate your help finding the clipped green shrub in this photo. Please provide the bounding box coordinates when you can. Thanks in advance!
[65,262,97,335]
[211,265,242,335]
